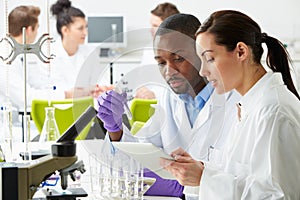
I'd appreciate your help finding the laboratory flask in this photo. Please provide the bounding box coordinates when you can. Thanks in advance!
[39,107,60,142]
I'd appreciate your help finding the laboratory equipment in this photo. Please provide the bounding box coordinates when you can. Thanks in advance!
[0,145,5,162]
[114,86,133,120]
[39,107,60,142]
[0,0,55,162]
[90,141,156,199]
[0,106,97,200]
[31,97,94,140]
[87,16,126,47]
[87,15,126,57]
[0,33,54,65]
[2,101,13,161]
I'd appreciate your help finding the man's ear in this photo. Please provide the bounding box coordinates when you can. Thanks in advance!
[26,26,33,35]
[236,42,249,60]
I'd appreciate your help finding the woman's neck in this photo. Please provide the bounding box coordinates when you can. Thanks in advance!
[62,39,79,56]
[237,64,266,96]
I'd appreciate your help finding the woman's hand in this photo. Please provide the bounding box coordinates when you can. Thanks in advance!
[160,148,204,186]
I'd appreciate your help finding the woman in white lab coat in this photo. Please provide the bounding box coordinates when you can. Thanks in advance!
[50,0,110,98]
[162,10,300,199]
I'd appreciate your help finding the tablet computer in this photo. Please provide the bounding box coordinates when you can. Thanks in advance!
[112,142,176,179]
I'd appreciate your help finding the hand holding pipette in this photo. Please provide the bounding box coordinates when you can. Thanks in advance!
[114,86,132,120]
[97,89,132,133]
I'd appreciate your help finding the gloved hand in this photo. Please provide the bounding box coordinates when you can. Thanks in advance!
[97,90,127,132]
[144,169,184,198]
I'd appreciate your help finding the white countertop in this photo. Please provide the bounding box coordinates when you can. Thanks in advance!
[1,140,181,200]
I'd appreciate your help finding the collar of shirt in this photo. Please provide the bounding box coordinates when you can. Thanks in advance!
[179,83,214,108]
[179,83,214,126]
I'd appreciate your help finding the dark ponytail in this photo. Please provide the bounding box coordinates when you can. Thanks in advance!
[263,35,300,100]
[196,10,300,100]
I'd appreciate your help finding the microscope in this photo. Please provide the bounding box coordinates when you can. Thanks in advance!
[0,106,97,200]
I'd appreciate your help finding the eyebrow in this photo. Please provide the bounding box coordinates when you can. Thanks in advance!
[201,50,213,57]
[154,49,184,60]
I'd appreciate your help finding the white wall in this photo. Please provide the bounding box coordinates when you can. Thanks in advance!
[1,0,300,49]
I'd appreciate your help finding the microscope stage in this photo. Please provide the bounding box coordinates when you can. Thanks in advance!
[42,187,88,199]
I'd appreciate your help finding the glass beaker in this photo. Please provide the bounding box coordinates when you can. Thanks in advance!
[39,107,60,142]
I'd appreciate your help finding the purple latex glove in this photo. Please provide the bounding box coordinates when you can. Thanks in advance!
[144,169,184,198]
[97,90,126,132]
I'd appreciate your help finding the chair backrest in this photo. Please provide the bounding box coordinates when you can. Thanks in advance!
[129,98,157,134]
[31,96,94,140]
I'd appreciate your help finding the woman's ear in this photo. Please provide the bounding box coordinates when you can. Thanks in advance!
[236,42,249,60]
[61,25,69,36]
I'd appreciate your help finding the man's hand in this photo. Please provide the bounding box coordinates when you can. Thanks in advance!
[97,90,126,133]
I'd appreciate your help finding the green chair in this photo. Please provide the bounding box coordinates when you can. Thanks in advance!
[31,96,94,140]
[129,98,157,135]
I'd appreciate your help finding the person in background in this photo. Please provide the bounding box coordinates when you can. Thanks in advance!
[50,0,112,99]
[137,2,180,99]
[150,2,180,41]
[97,13,240,199]
[161,10,300,199]
[0,5,63,112]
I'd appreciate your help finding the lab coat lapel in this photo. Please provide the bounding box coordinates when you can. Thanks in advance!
[194,91,227,129]
[174,99,192,130]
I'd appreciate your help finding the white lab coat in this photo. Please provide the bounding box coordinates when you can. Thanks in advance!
[123,88,239,155]
[0,55,64,110]
[121,87,240,197]
[199,72,300,200]
[50,38,98,91]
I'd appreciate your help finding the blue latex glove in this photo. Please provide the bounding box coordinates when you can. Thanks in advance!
[144,169,184,198]
[97,90,126,132]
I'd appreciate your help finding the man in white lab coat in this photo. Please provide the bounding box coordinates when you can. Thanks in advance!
[0,5,65,113]
[97,14,240,199]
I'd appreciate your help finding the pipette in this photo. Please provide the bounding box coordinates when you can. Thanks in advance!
[114,86,132,120]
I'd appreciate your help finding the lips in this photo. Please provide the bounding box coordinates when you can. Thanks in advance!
[167,77,185,88]
[208,79,217,87]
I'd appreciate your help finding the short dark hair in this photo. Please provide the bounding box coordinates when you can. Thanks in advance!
[155,13,201,40]
[151,2,180,20]
[9,5,40,37]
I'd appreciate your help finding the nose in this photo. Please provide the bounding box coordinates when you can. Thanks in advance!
[164,63,178,77]
[83,27,88,36]
[199,61,209,77]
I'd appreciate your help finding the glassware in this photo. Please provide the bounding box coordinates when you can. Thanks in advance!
[2,101,13,161]
[39,107,60,143]
[0,145,6,162]
[92,151,146,199]
[23,114,32,161]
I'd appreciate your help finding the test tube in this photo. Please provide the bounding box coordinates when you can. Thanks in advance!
[2,102,13,161]
[23,114,31,161]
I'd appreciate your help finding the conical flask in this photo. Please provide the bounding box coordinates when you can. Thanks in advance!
[39,107,60,142]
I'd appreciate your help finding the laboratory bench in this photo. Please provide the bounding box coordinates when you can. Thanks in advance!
[0,140,181,200]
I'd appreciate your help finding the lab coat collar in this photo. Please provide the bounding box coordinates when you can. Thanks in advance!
[238,72,283,121]
[52,38,69,59]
